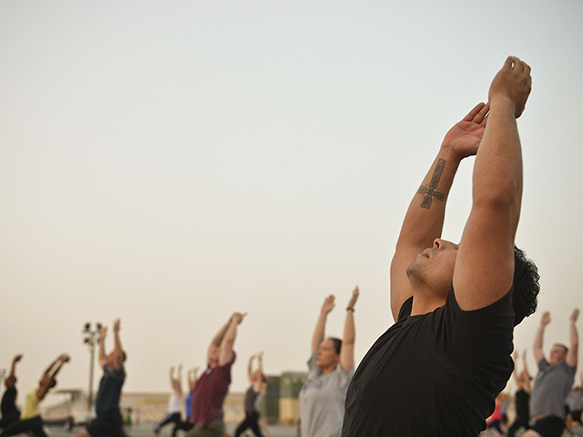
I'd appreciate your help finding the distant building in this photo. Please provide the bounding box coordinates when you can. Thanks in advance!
[42,370,307,425]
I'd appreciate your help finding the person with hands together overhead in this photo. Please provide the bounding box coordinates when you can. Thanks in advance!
[152,365,184,437]
[300,287,359,437]
[75,319,127,437]
[234,352,267,437]
[0,354,70,437]
[0,355,23,430]
[524,309,579,437]
[185,312,246,437]
[341,57,540,437]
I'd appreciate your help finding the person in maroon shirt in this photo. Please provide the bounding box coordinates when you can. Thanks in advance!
[186,312,246,437]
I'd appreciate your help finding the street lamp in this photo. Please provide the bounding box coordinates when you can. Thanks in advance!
[82,322,102,417]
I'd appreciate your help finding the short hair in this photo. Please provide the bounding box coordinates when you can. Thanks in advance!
[553,343,569,353]
[328,337,342,355]
[512,246,540,326]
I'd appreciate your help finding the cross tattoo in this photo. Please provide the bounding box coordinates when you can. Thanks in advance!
[417,158,446,209]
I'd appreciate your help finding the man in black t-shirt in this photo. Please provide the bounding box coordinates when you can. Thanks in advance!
[341,57,540,437]
[0,355,22,430]
[75,319,127,437]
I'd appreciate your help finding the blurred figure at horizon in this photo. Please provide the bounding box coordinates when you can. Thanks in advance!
[507,349,532,437]
[151,365,183,437]
[234,352,267,437]
[185,312,246,437]
[75,319,127,437]
[299,287,359,437]
[0,355,23,431]
[0,353,70,437]
[525,310,579,437]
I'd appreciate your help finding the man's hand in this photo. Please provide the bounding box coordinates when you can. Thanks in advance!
[13,354,23,363]
[347,287,359,308]
[541,311,551,326]
[231,312,246,325]
[488,56,532,118]
[113,319,121,334]
[99,326,108,342]
[321,295,335,314]
[571,308,580,323]
[442,102,489,159]
[59,354,71,363]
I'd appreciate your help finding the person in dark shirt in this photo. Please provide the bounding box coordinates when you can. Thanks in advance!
[341,57,540,437]
[235,352,267,437]
[0,355,22,430]
[507,349,532,437]
[75,319,127,437]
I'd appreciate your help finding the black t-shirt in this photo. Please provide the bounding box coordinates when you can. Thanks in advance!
[341,286,514,437]
[1,387,19,417]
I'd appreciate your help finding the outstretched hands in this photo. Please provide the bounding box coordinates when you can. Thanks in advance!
[12,354,23,363]
[488,56,532,118]
[99,326,108,342]
[321,295,335,314]
[113,319,121,334]
[571,308,580,323]
[442,102,489,160]
[541,311,551,326]
[231,312,247,325]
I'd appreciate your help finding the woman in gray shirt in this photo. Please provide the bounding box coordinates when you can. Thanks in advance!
[299,287,359,437]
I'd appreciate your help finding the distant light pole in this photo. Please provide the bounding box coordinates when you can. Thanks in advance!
[82,322,102,416]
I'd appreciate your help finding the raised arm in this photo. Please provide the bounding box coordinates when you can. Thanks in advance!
[6,354,23,388]
[390,103,489,320]
[177,364,183,394]
[340,287,359,372]
[218,312,246,366]
[169,366,175,388]
[533,311,550,364]
[98,326,108,368]
[38,354,70,400]
[511,350,520,385]
[522,349,532,393]
[247,355,256,383]
[188,367,200,392]
[453,57,531,311]
[312,295,335,354]
[567,308,579,367]
[112,319,124,370]
[208,318,232,364]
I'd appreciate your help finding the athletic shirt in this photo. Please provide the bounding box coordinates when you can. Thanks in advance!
[244,386,259,414]
[341,286,514,437]
[189,354,235,425]
[95,365,126,416]
[1,387,20,418]
[21,390,40,420]
[531,359,576,419]
[167,392,182,414]
[299,350,354,437]
[515,389,530,419]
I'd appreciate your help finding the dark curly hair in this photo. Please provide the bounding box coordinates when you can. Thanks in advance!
[328,337,343,355]
[512,246,540,326]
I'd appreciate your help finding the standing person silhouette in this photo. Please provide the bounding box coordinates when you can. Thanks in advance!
[0,355,23,430]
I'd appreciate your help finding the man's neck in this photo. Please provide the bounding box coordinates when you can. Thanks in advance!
[410,288,447,316]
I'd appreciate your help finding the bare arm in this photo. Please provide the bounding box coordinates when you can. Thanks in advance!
[312,296,335,354]
[511,351,520,385]
[247,355,255,383]
[208,318,231,364]
[390,103,489,320]
[112,319,123,370]
[340,287,359,372]
[38,354,70,400]
[98,326,108,368]
[567,308,579,367]
[177,365,183,395]
[533,312,550,364]
[169,366,175,388]
[218,312,246,366]
[6,355,23,387]
[453,57,531,311]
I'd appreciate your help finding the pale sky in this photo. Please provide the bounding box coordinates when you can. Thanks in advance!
[1,0,582,407]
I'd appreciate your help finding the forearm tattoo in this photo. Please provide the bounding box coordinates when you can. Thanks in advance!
[417,158,446,209]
